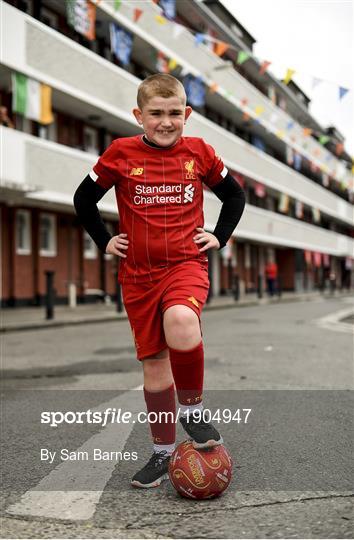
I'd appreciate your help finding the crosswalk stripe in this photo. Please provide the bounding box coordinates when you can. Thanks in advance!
[7,385,143,521]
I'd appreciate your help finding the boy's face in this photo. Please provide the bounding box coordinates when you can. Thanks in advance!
[133,95,192,147]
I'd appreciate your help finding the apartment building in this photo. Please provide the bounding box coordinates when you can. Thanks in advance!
[1,0,353,306]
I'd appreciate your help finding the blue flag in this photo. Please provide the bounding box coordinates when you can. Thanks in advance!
[160,0,176,20]
[109,23,133,66]
[183,74,206,107]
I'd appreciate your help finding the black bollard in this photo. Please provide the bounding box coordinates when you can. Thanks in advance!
[45,271,55,320]
[233,274,240,301]
[257,274,263,298]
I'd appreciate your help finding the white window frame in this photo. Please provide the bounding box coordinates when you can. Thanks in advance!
[15,209,31,255]
[39,213,57,257]
[83,231,97,260]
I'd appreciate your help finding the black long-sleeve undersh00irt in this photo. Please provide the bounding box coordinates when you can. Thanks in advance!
[73,172,245,253]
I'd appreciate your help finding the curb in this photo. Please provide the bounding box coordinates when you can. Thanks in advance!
[0,293,351,334]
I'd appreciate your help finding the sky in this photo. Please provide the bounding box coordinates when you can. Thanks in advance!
[219,0,354,157]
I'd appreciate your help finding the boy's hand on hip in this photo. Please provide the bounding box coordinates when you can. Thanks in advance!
[106,234,129,257]
[193,228,220,252]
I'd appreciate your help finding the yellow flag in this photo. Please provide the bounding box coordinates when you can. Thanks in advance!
[168,58,178,70]
[155,15,167,24]
[255,105,264,116]
[40,84,54,125]
[275,129,285,140]
[284,68,295,85]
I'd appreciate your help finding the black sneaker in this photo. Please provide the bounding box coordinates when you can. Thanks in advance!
[180,413,223,449]
[131,451,170,488]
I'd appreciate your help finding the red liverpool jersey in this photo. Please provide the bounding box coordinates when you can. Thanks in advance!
[91,135,227,283]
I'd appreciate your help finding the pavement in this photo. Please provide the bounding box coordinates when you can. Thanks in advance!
[1,290,352,333]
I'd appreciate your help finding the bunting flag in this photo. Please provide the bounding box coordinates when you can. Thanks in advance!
[237,51,251,65]
[109,23,133,66]
[133,8,143,22]
[183,74,206,107]
[156,51,169,73]
[255,105,264,116]
[295,200,304,219]
[310,161,318,173]
[168,58,178,71]
[259,61,271,75]
[339,87,349,100]
[12,73,53,124]
[319,135,330,145]
[240,97,248,107]
[312,207,321,223]
[67,0,96,40]
[303,128,312,137]
[215,41,229,57]
[254,182,266,197]
[194,33,205,46]
[283,68,295,85]
[155,15,167,25]
[113,0,121,10]
[286,120,295,130]
[278,193,290,213]
[160,0,176,20]
[275,129,285,140]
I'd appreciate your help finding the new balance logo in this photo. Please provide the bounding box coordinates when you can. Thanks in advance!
[183,183,195,203]
[130,167,144,176]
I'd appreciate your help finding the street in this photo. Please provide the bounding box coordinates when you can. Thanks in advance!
[1,297,353,539]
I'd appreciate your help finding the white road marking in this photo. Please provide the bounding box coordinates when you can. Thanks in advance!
[315,307,354,334]
[6,385,143,521]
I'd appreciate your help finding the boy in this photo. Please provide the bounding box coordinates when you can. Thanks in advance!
[74,74,245,488]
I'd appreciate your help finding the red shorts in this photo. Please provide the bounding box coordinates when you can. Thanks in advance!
[122,260,210,360]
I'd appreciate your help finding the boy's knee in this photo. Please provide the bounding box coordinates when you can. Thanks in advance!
[163,305,201,348]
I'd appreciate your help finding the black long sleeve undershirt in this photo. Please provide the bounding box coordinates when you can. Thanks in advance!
[73,175,112,253]
[210,172,246,249]
[73,171,246,254]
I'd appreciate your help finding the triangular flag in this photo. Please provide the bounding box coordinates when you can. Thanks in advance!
[240,98,248,108]
[319,135,330,145]
[303,128,312,137]
[286,120,295,130]
[335,142,344,155]
[180,66,189,77]
[275,130,285,140]
[237,50,251,65]
[209,83,219,94]
[133,8,143,22]
[194,33,205,46]
[255,105,264,116]
[168,58,178,71]
[155,14,167,24]
[311,77,321,90]
[259,60,271,75]
[114,0,121,10]
[173,23,184,39]
[283,68,295,85]
[215,41,229,56]
[339,87,349,100]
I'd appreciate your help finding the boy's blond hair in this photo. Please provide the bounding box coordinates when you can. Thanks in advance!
[137,74,186,109]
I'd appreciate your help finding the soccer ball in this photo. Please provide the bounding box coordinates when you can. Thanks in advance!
[168,440,233,499]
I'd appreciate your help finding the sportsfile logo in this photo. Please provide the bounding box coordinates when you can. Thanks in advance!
[133,183,195,205]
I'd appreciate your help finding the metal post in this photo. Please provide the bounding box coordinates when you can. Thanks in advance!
[45,271,55,320]
[257,274,263,298]
[233,274,240,301]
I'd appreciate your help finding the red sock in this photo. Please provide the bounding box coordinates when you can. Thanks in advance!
[169,341,204,405]
[143,384,176,445]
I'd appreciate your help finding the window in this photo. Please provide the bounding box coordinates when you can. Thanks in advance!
[83,231,97,259]
[15,210,31,255]
[39,214,56,256]
[83,126,99,154]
